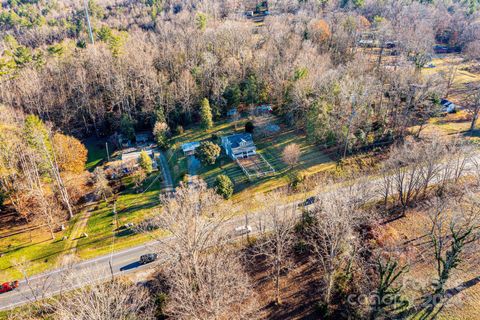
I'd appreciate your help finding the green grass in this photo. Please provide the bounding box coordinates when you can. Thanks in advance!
[167,120,248,185]
[166,117,334,198]
[76,171,163,259]
[84,137,108,171]
[0,215,79,279]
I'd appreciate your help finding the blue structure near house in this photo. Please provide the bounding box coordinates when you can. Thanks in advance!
[256,104,273,114]
[181,141,201,156]
[227,108,238,117]
[221,133,257,160]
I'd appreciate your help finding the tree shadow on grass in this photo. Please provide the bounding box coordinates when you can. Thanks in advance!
[0,238,53,255]
[398,275,480,320]
[463,129,480,138]
[116,200,160,216]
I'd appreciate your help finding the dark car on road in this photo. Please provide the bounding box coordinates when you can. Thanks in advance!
[140,253,158,265]
[298,196,317,208]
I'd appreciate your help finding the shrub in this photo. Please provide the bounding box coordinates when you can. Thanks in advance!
[175,125,184,135]
[138,150,153,173]
[154,292,169,319]
[200,98,213,129]
[290,171,305,190]
[153,121,169,149]
[215,174,234,199]
[245,121,254,133]
[196,141,221,165]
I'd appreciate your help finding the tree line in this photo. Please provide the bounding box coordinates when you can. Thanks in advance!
[0,105,88,237]
[1,0,479,152]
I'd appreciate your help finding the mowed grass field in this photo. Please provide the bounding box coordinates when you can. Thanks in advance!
[76,171,165,259]
[84,137,108,171]
[0,214,79,279]
[167,116,335,201]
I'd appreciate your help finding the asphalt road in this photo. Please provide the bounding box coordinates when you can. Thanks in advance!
[1,152,478,311]
[0,241,156,311]
[0,211,274,311]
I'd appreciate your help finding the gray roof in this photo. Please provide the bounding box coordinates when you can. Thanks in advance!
[182,141,200,152]
[223,133,254,148]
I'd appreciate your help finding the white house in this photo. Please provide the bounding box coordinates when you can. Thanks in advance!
[221,133,257,160]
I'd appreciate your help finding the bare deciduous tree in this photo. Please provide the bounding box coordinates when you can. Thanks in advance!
[254,192,297,305]
[307,188,365,309]
[424,194,480,313]
[92,167,112,201]
[282,143,301,169]
[49,270,155,320]
[146,182,257,319]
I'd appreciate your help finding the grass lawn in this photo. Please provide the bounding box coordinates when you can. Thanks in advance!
[84,137,108,171]
[76,171,164,259]
[166,117,334,201]
[0,215,79,279]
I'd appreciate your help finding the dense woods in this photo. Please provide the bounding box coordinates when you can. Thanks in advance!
[0,106,88,236]
[1,0,480,319]
[1,0,479,148]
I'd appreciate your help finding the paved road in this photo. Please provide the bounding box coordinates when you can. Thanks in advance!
[0,241,156,311]
[0,211,274,311]
[1,152,478,311]
[157,151,174,193]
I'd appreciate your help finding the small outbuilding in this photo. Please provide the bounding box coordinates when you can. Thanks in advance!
[255,104,273,115]
[182,141,201,156]
[227,108,238,117]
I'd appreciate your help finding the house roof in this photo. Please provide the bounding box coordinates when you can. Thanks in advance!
[135,132,151,140]
[182,141,201,152]
[223,133,254,149]
[256,104,272,111]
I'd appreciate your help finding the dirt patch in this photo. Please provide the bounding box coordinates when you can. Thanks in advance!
[376,202,480,319]
[244,253,322,320]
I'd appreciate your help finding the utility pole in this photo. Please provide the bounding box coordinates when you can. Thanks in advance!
[110,198,117,280]
[343,95,357,159]
[245,214,250,242]
[84,0,95,45]
[105,142,110,162]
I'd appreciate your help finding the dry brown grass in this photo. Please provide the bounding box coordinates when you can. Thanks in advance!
[378,203,480,320]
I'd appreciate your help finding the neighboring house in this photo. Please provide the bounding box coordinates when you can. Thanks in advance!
[117,134,132,148]
[121,149,154,162]
[227,108,238,117]
[117,132,152,148]
[221,133,257,160]
[255,104,273,114]
[135,132,152,145]
[181,141,201,156]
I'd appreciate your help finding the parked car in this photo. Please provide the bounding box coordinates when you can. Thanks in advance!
[140,253,158,265]
[440,99,458,114]
[0,281,19,294]
[298,196,316,207]
[234,225,252,236]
